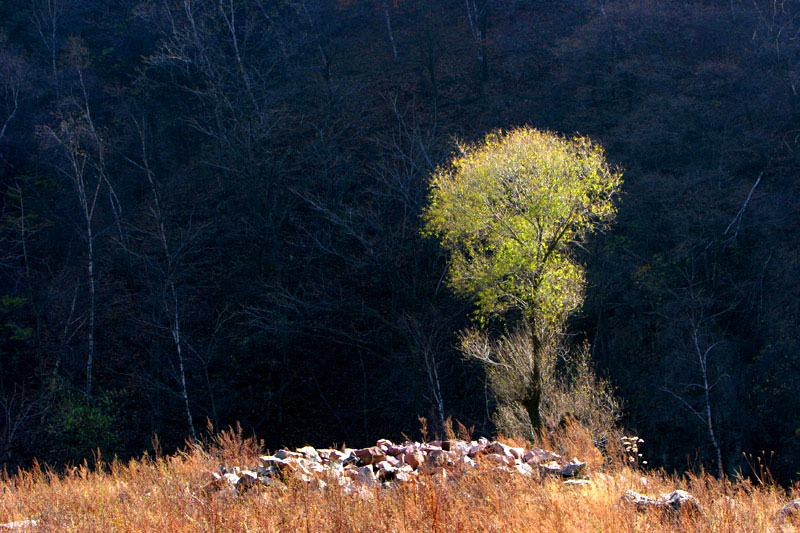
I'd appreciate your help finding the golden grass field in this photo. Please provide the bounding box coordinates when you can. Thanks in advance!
[1,425,798,532]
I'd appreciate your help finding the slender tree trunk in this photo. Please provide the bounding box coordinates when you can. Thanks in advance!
[465,0,488,80]
[423,348,446,431]
[703,376,724,477]
[171,283,197,442]
[86,223,95,397]
[477,0,488,81]
[696,330,724,477]
[136,122,197,441]
[382,0,398,61]
[522,319,542,433]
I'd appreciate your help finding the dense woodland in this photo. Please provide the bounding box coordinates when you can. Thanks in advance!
[0,0,799,481]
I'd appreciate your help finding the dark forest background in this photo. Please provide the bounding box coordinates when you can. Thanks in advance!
[0,0,799,481]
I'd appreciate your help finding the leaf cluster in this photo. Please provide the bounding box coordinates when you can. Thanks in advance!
[422,127,621,328]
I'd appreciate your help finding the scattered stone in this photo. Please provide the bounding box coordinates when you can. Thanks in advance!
[487,441,515,458]
[777,499,800,518]
[458,456,478,468]
[560,459,587,478]
[222,472,241,485]
[394,470,414,484]
[515,463,534,476]
[524,448,561,465]
[402,449,425,470]
[427,449,455,468]
[316,448,344,462]
[376,461,399,481]
[354,446,386,466]
[623,489,701,514]
[539,459,586,478]
[235,470,259,493]
[273,449,303,460]
[539,460,564,475]
[296,446,321,462]
[0,521,38,531]
[563,479,592,487]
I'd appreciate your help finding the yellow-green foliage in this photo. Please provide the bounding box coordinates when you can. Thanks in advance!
[422,127,622,329]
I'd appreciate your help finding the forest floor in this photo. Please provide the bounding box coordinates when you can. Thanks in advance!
[1,425,798,532]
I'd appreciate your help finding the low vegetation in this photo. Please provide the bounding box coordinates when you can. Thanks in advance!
[1,425,797,532]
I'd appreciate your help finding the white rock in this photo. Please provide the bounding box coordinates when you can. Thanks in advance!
[515,463,534,476]
[484,453,515,467]
[458,456,478,468]
[563,479,592,488]
[296,446,321,462]
[274,449,303,460]
[0,520,39,531]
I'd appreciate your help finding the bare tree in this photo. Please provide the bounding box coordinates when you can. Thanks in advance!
[122,118,199,441]
[661,311,728,478]
[31,0,60,96]
[39,113,101,397]
[0,50,24,144]
[382,0,399,61]
[0,385,48,463]
[464,0,490,80]
[37,39,123,397]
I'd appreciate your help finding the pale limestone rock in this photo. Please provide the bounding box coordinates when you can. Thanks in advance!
[222,472,241,485]
[394,470,414,483]
[450,440,472,457]
[484,453,515,467]
[274,449,302,460]
[355,465,379,488]
[235,470,259,493]
[560,459,587,478]
[515,463,534,476]
[296,446,321,462]
[427,449,455,468]
[623,489,701,514]
[563,479,592,488]
[0,520,39,531]
[458,456,478,468]
[509,447,525,460]
[487,441,514,458]
[259,456,295,474]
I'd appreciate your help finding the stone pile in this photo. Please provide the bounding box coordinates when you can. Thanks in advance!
[622,489,701,515]
[203,437,587,495]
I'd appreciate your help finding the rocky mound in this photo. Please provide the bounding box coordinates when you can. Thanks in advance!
[203,437,588,495]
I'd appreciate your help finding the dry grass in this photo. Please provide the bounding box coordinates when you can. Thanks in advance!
[1,426,799,532]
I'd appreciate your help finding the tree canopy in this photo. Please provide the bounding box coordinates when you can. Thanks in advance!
[423,127,622,329]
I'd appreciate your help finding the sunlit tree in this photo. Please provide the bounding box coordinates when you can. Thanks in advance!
[422,127,621,431]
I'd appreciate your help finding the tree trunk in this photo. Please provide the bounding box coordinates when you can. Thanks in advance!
[523,324,542,432]
[383,0,398,61]
[86,230,95,397]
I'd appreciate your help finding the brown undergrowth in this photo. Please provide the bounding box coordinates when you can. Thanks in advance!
[1,424,798,532]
